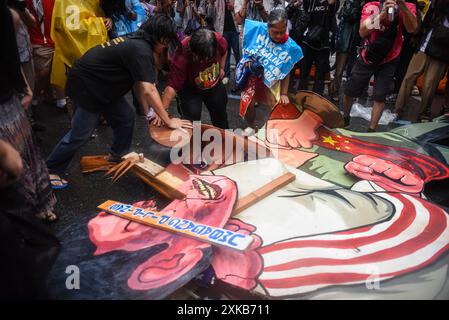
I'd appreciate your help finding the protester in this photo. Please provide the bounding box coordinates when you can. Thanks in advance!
[394,0,449,122]
[1,2,57,222]
[140,0,156,16]
[157,28,230,128]
[46,15,192,188]
[50,0,110,91]
[297,0,338,96]
[180,0,202,35]
[0,138,60,300]
[329,0,364,102]
[199,0,241,85]
[22,0,67,112]
[9,0,34,94]
[388,0,422,104]
[237,8,303,127]
[155,0,177,17]
[342,0,418,132]
[100,0,140,38]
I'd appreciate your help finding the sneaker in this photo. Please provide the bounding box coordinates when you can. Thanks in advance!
[367,128,376,133]
[222,77,229,85]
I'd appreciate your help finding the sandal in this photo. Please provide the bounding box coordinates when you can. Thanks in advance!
[50,174,68,190]
[36,211,58,223]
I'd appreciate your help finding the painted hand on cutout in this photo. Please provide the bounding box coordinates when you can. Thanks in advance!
[345,155,424,194]
[266,109,323,149]
[212,219,263,290]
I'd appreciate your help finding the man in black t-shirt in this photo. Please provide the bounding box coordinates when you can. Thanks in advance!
[46,14,192,189]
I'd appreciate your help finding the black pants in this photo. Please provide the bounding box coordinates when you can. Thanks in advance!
[178,82,229,129]
[299,45,330,95]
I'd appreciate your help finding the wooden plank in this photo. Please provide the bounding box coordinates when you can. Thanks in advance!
[119,152,185,199]
[131,166,185,199]
[80,155,115,173]
[98,200,254,251]
[123,152,165,176]
[233,172,296,215]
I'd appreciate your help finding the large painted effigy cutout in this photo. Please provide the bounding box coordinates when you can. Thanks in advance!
[48,175,238,299]
[48,91,449,299]
[209,92,449,299]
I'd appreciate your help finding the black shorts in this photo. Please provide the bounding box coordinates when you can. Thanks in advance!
[344,56,398,102]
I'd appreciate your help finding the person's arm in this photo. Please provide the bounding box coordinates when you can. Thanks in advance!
[20,67,33,110]
[0,140,23,189]
[133,81,192,129]
[10,9,33,110]
[20,8,37,28]
[180,0,187,17]
[191,1,202,21]
[255,0,268,22]
[236,0,248,25]
[162,86,178,110]
[398,0,418,34]
[206,0,217,23]
[152,85,177,127]
[219,49,227,79]
[279,73,290,105]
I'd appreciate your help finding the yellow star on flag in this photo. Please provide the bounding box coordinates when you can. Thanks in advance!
[322,136,338,146]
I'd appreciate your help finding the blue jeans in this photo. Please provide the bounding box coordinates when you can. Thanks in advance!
[46,97,135,175]
[223,31,241,79]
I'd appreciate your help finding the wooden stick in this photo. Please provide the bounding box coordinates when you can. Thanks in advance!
[232,172,296,215]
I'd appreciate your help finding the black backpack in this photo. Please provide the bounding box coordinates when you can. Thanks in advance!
[364,17,399,65]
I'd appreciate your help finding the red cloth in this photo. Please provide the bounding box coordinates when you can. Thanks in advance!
[168,32,227,91]
[360,2,416,65]
[25,0,55,47]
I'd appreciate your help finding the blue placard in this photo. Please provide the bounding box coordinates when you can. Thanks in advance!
[242,19,303,88]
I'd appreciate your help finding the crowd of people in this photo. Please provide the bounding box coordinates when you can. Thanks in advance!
[1,0,449,298]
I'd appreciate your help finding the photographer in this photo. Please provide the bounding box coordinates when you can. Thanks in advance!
[298,0,339,96]
[394,0,449,122]
[235,0,275,23]
[342,0,417,131]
